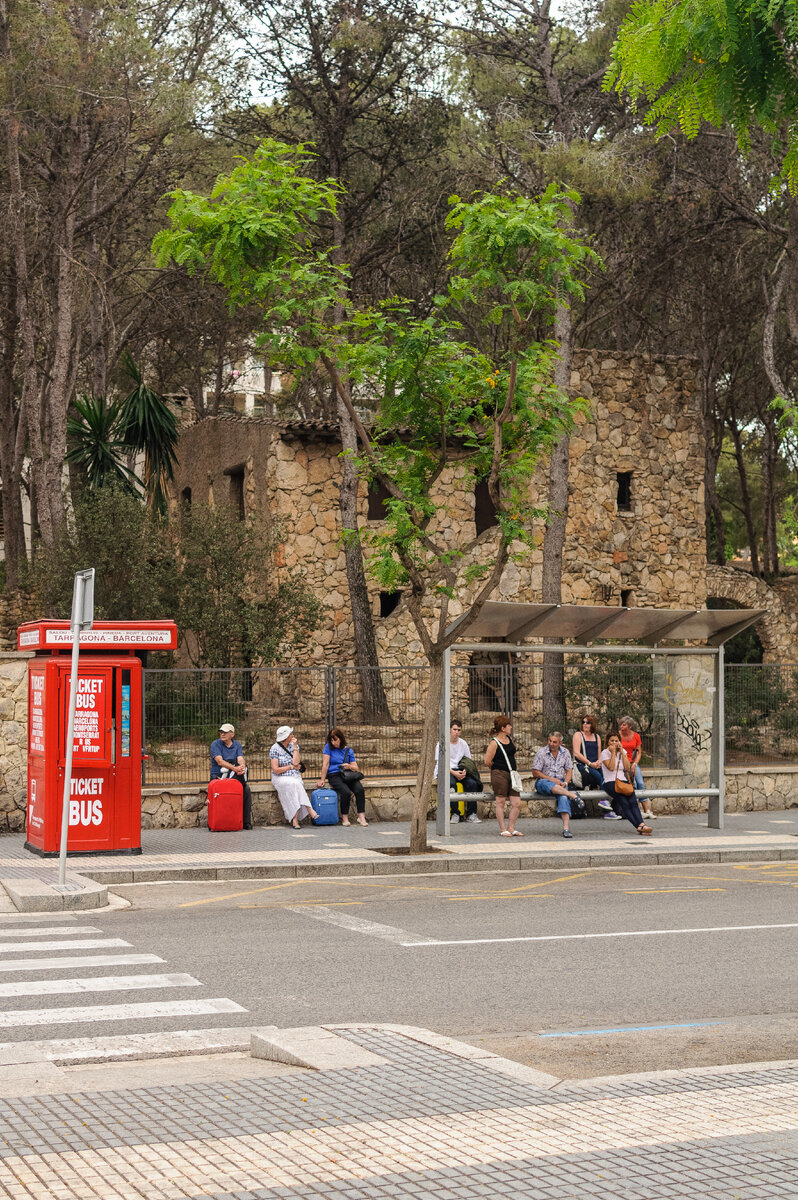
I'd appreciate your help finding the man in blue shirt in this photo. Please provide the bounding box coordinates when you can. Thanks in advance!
[209,723,252,829]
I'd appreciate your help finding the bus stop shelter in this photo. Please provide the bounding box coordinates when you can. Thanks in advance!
[437,602,764,836]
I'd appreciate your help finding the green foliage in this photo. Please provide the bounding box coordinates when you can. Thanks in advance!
[25,490,321,669]
[174,504,322,669]
[606,0,798,189]
[152,141,346,369]
[154,143,598,646]
[118,356,180,515]
[446,185,599,326]
[26,488,176,621]
[66,396,142,494]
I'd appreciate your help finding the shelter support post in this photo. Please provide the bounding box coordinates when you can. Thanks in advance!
[436,648,451,836]
[708,645,725,829]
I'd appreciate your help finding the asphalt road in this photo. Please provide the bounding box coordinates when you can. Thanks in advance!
[2,861,797,1077]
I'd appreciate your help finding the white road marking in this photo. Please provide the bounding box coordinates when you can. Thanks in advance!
[0,938,130,954]
[0,953,163,974]
[288,905,437,946]
[0,973,201,998]
[0,998,246,1028]
[402,921,798,947]
[0,926,102,938]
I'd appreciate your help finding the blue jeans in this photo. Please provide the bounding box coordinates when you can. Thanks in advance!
[633,765,648,800]
[535,779,571,815]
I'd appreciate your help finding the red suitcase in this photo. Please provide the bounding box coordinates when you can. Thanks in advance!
[207,778,243,831]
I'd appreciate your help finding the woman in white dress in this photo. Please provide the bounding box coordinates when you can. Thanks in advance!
[270,726,318,827]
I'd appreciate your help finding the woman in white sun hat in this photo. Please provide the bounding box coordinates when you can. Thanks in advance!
[269,726,318,828]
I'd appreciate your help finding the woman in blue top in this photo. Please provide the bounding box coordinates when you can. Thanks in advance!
[318,727,368,826]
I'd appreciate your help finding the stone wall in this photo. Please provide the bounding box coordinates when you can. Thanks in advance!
[135,764,797,829]
[172,349,706,666]
[0,652,31,832]
[705,564,798,662]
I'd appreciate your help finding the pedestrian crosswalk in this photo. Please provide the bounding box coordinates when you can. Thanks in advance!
[0,916,247,1053]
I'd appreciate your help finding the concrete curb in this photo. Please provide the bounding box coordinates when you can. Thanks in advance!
[63,843,798,887]
[251,1026,390,1070]
[3,873,108,912]
[0,1026,277,1067]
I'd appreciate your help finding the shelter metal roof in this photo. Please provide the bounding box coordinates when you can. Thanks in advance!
[448,602,765,648]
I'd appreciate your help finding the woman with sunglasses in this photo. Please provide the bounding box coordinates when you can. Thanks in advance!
[572,715,619,820]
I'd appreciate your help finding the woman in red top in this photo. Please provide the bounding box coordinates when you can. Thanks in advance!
[618,717,654,819]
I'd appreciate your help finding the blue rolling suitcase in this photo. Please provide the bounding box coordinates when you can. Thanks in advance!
[311,787,339,825]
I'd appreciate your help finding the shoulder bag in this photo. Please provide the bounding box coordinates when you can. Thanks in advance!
[340,768,364,784]
[570,735,584,789]
[613,752,634,795]
[495,739,523,793]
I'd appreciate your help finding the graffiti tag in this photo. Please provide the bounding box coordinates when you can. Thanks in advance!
[663,672,710,709]
[676,708,712,752]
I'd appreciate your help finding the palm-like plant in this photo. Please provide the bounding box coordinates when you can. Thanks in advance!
[66,395,142,493]
[118,354,179,514]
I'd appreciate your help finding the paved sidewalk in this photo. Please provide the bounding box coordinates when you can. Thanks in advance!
[1,809,798,899]
[0,1024,795,1199]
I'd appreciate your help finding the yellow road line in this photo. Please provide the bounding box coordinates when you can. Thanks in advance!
[623,888,726,894]
[177,879,307,908]
[238,901,365,909]
[445,894,554,901]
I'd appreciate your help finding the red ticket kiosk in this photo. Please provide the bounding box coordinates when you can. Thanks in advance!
[18,620,178,856]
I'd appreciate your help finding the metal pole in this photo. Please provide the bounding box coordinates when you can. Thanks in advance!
[437,648,451,836]
[57,575,84,886]
[708,645,725,829]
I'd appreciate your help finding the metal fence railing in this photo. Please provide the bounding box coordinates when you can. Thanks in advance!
[141,661,798,786]
[724,663,798,765]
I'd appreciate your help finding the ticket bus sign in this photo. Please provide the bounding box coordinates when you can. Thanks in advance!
[19,619,177,857]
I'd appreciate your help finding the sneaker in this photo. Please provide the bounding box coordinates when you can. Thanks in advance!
[597,798,613,810]
[603,812,623,820]
[562,829,574,839]
[466,813,482,823]
[646,810,658,818]
[450,813,460,823]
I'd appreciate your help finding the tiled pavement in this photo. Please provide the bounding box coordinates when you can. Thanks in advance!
[0,1027,796,1199]
[2,809,798,891]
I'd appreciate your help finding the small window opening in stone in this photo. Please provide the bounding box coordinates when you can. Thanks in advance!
[621,589,633,607]
[225,466,245,519]
[367,479,391,520]
[379,590,402,618]
[474,477,498,535]
[181,486,192,507]
[616,471,633,512]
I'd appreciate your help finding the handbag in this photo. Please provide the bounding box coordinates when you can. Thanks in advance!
[495,739,523,793]
[339,768,364,785]
[613,753,634,795]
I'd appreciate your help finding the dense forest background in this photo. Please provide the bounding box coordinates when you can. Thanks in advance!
[2,0,798,609]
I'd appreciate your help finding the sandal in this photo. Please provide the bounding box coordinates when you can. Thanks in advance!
[511,829,524,837]
[637,824,653,836]
[500,830,512,837]
[356,816,368,826]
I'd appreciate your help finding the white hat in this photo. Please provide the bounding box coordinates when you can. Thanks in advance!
[219,723,235,733]
[275,725,293,741]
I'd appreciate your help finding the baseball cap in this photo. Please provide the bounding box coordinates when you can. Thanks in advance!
[219,723,235,733]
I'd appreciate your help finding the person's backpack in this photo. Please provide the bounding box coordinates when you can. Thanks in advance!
[570,793,587,819]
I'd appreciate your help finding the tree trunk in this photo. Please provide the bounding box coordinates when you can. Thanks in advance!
[729,418,760,578]
[0,269,26,585]
[411,652,443,854]
[541,300,572,735]
[335,395,392,722]
[702,398,726,565]
[761,415,779,579]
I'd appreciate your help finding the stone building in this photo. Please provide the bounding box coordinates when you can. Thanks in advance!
[171,348,707,663]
